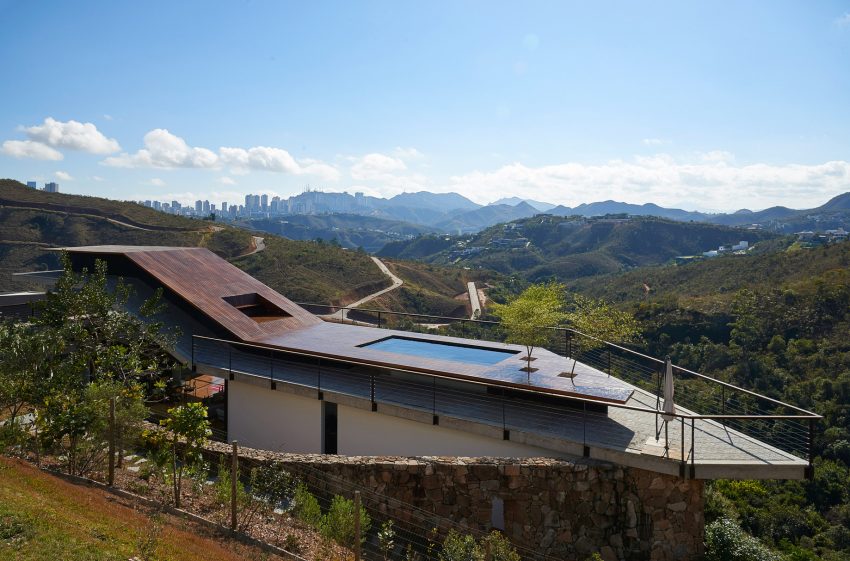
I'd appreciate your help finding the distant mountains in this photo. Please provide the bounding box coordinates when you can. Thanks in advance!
[246,189,850,236]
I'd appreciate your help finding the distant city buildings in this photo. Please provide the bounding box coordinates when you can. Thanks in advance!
[44,182,59,193]
[26,181,37,189]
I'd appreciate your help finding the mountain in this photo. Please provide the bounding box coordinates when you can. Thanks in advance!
[490,197,556,212]
[237,214,435,253]
[379,214,775,282]
[435,201,541,233]
[382,191,480,212]
[0,179,389,305]
[547,200,711,222]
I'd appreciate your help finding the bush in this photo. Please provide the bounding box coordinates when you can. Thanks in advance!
[439,530,481,561]
[705,518,783,561]
[319,494,371,548]
[292,483,322,527]
[479,531,520,561]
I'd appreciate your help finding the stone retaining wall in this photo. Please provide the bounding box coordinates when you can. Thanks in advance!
[199,438,704,560]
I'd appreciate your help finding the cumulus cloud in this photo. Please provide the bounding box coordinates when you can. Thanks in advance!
[445,154,850,211]
[392,147,425,161]
[25,117,120,154]
[217,176,237,185]
[1,140,63,160]
[104,129,338,180]
[55,171,73,181]
[104,129,217,169]
[146,178,166,187]
[350,153,407,180]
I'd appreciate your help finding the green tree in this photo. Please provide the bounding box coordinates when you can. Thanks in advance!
[159,402,211,508]
[492,283,567,383]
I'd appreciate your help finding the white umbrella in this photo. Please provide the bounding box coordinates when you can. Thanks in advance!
[662,356,675,421]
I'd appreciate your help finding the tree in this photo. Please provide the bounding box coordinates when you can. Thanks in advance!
[492,283,567,383]
[564,294,641,345]
[159,402,211,508]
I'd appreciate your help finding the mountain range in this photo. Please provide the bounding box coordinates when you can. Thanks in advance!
[247,189,850,235]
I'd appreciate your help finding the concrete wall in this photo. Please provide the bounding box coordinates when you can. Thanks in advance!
[228,378,565,458]
[228,379,322,453]
[336,402,559,457]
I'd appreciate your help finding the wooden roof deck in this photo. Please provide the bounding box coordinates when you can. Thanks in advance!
[63,245,632,404]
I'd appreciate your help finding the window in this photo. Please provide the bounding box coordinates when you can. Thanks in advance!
[223,293,291,323]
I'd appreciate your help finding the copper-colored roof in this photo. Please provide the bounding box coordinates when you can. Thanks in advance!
[62,245,321,340]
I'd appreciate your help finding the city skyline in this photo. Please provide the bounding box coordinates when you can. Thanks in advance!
[2,1,850,212]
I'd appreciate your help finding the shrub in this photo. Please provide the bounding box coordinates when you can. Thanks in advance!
[705,518,783,561]
[319,494,371,548]
[292,483,322,527]
[479,531,520,561]
[439,530,481,561]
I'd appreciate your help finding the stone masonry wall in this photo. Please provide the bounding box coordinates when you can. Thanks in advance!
[198,438,704,560]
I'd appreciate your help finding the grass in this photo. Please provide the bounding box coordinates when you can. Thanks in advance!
[0,457,276,561]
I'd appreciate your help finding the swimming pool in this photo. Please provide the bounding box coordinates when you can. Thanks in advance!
[360,336,519,366]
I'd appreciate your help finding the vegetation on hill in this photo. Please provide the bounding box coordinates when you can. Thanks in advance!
[239,213,434,253]
[232,238,390,306]
[380,215,775,282]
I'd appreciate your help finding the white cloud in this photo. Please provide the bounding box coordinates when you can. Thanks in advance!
[104,129,338,180]
[104,129,217,169]
[700,150,735,163]
[445,154,850,211]
[54,171,73,181]
[91,175,104,182]
[350,153,407,180]
[103,114,113,121]
[25,117,120,154]
[217,176,237,185]
[393,147,425,161]
[835,12,850,27]
[1,140,63,160]
[641,138,668,146]
[146,178,166,187]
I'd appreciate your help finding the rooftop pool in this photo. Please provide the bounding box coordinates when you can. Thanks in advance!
[360,336,519,366]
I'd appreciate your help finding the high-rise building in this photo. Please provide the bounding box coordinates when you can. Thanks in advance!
[26,181,37,189]
[172,200,181,211]
[202,200,210,213]
[261,193,269,211]
[195,200,203,214]
[153,201,162,211]
[221,202,228,214]
[270,196,281,214]
[44,182,59,193]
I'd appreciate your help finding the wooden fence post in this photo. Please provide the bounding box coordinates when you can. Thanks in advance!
[108,397,115,486]
[231,440,238,531]
[354,490,361,561]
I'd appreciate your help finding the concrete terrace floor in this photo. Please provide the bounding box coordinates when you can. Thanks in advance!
[195,341,809,480]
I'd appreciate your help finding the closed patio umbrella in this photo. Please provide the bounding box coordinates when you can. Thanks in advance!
[662,356,675,421]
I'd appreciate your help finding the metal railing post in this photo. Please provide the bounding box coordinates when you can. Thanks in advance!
[607,347,612,377]
[191,336,195,372]
[370,372,376,411]
[317,357,322,400]
[680,416,686,478]
[690,418,696,479]
[432,376,438,425]
[354,491,362,561]
[808,418,815,480]
[108,397,115,486]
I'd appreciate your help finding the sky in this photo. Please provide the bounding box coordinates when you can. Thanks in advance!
[1,0,849,212]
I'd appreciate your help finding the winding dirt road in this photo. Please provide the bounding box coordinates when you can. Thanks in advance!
[321,257,403,322]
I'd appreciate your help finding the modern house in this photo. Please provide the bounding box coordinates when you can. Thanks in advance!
[14,245,816,484]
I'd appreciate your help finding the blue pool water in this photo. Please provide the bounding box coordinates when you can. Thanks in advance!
[361,336,518,366]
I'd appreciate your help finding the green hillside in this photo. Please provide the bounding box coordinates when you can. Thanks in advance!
[239,213,434,253]
[380,215,775,281]
[0,180,387,305]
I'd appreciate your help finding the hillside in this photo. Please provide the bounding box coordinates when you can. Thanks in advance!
[0,180,388,305]
[238,213,434,253]
[380,215,775,282]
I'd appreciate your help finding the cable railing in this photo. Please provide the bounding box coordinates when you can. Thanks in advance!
[190,322,820,479]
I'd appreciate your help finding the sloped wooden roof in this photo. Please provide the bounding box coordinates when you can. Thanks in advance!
[62,245,321,340]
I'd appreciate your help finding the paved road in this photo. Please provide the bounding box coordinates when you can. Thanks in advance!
[467,281,482,319]
[234,236,266,258]
[322,257,403,322]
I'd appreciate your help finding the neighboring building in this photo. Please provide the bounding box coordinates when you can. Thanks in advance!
[44,182,59,193]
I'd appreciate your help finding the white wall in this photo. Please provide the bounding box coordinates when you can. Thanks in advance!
[336,402,560,457]
[229,379,563,458]
[228,380,322,453]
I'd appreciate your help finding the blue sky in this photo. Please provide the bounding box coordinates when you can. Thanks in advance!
[1,0,849,211]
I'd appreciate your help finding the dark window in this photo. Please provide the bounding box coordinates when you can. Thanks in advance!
[322,401,338,454]
[222,293,292,323]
